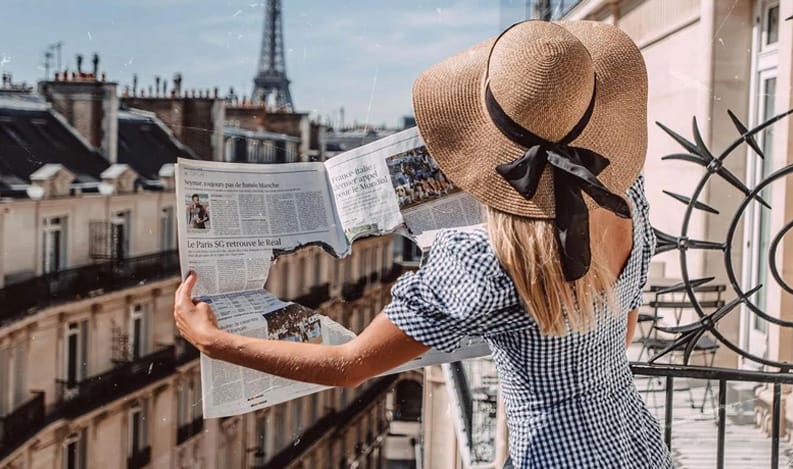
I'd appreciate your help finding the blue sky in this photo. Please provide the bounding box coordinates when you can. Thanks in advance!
[1,1,528,126]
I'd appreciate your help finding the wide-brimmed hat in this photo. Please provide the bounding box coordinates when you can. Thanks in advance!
[412,20,647,280]
[413,20,647,215]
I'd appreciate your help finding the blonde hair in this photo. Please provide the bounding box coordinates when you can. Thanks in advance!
[486,207,615,336]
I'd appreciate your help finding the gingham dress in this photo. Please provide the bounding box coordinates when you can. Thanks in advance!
[384,177,673,468]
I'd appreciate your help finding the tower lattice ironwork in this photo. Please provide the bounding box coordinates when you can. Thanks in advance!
[252,0,293,110]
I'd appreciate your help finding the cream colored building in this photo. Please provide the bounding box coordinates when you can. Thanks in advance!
[0,174,414,469]
[0,76,419,469]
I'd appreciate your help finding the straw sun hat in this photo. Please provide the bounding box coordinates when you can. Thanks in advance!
[412,20,647,280]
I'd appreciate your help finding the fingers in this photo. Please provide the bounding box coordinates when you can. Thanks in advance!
[176,272,197,307]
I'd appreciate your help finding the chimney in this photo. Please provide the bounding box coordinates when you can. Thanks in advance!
[92,53,99,77]
[173,73,182,96]
[76,54,83,74]
[39,72,119,163]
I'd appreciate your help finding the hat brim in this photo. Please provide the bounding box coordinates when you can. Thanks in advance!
[412,20,648,218]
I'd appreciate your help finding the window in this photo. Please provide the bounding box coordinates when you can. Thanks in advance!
[160,206,175,251]
[12,340,26,408]
[43,216,67,273]
[129,403,148,457]
[111,210,131,259]
[63,430,87,469]
[0,347,8,416]
[64,321,88,388]
[313,254,322,286]
[254,414,269,464]
[129,304,150,360]
[765,3,779,46]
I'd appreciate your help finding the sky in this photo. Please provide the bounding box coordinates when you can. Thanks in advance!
[1,0,529,127]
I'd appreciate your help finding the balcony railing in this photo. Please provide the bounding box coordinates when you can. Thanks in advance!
[175,337,200,365]
[380,264,404,284]
[177,417,205,445]
[259,375,398,469]
[127,445,151,469]
[341,278,366,302]
[0,250,179,326]
[291,283,330,310]
[54,346,176,420]
[0,392,45,458]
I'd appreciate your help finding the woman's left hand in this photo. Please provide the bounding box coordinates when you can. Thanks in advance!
[174,272,221,355]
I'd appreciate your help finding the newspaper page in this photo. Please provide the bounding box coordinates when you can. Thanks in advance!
[176,158,348,296]
[325,127,486,250]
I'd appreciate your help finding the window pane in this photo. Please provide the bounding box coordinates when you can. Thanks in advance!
[766,5,779,45]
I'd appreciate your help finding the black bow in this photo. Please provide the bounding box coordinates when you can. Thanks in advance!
[486,84,630,281]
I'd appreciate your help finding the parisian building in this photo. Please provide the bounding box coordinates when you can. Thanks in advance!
[0,69,421,469]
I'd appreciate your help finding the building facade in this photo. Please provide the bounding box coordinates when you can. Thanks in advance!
[0,71,419,469]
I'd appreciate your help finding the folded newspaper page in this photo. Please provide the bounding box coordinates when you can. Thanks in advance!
[175,127,491,418]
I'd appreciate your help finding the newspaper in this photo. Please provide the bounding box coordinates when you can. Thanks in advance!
[176,127,490,418]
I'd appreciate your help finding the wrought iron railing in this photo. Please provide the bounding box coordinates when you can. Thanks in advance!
[177,417,204,445]
[0,392,45,459]
[291,283,330,309]
[126,445,151,469]
[341,278,366,302]
[258,375,397,469]
[54,346,176,420]
[0,250,179,326]
[380,264,404,284]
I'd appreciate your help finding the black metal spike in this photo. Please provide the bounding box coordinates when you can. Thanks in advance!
[692,116,715,161]
[655,277,715,295]
[661,153,709,165]
[653,228,678,255]
[663,190,719,214]
[686,238,726,251]
[727,110,764,158]
[656,122,702,156]
[714,165,772,209]
[648,285,761,365]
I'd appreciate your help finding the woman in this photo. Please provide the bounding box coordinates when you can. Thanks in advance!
[175,20,672,468]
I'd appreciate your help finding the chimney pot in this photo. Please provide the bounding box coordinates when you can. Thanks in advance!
[76,54,83,73]
[101,72,106,82]
[92,53,99,77]
[214,87,219,99]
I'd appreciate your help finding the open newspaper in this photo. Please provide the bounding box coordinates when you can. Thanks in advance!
[175,127,491,418]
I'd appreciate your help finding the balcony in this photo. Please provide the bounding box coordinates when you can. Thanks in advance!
[380,264,404,284]
[291,283,330,310]
[260,375,398,469]
[175,337,200,365]
[54,346,176,420]
[127,445,151,469]
[176,417,204,445]
[0,250,179,326]
[0,392,45,459]
[341,278,366,302]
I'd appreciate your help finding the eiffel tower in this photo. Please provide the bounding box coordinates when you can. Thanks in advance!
[252,0,294,110]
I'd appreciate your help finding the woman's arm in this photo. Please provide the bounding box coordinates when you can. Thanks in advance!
[174,273,430,388]
[626,308,638,347]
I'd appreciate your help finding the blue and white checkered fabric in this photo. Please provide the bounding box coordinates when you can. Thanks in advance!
[385,176,672,468]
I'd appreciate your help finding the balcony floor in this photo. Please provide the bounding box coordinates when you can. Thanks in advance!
[628,344,793,468]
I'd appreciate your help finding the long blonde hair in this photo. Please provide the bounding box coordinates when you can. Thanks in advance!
[486,207,615,336]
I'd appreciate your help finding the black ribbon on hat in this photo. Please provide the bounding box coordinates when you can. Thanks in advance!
[486,83,631,282]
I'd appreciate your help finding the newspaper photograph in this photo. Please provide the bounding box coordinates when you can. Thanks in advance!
[325,127,486,249]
